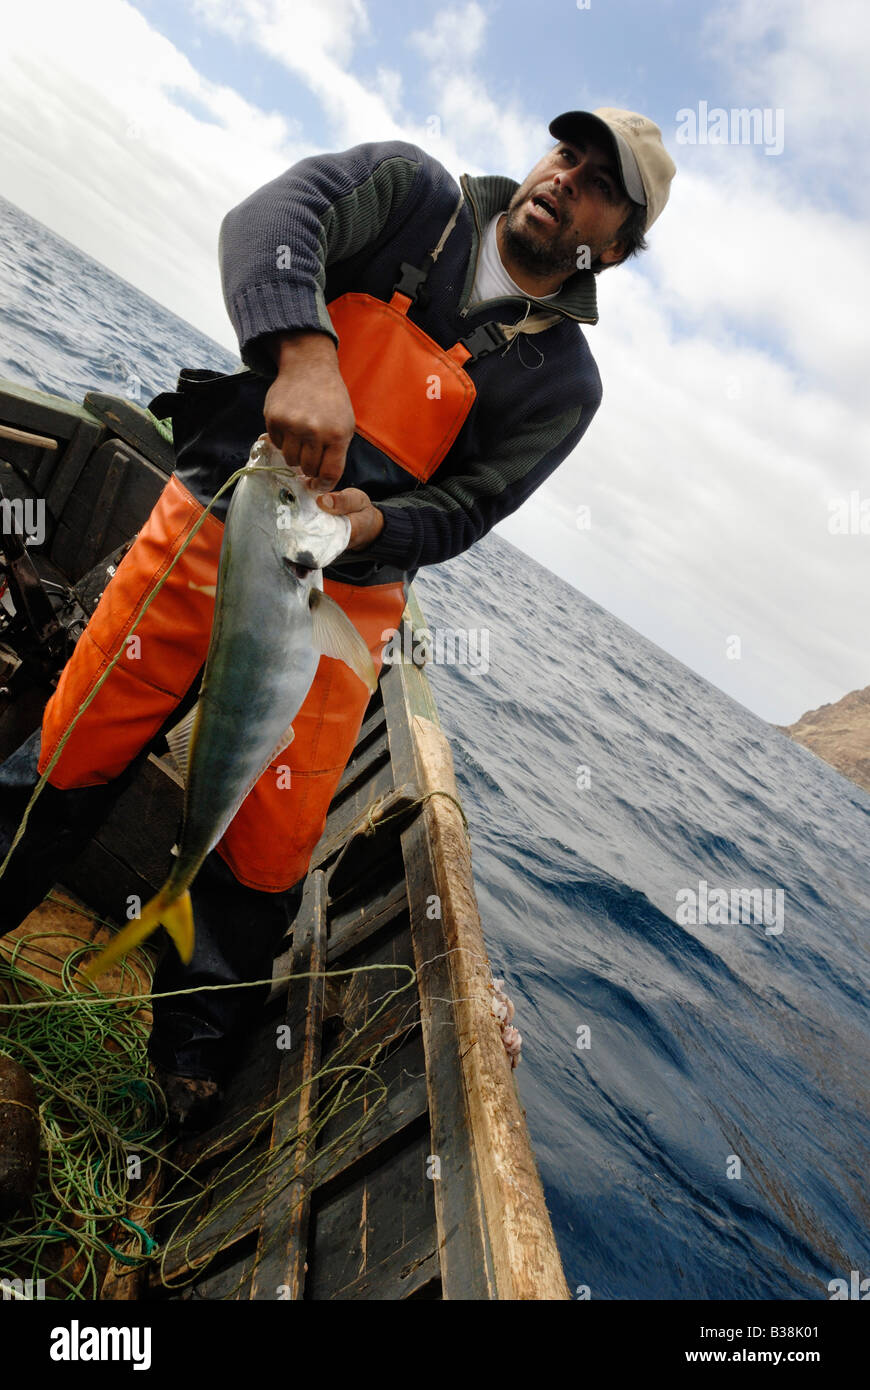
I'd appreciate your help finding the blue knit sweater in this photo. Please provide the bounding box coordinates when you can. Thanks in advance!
[218,140,603,586]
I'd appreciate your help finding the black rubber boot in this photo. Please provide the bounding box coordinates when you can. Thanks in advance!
[147,852,305,1086]
[0,724,305,1087]
[0,728,143,936]
[155,1073,224,1137]
[0,646,205,938]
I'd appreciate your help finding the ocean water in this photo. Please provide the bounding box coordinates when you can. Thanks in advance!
[2,195,868,1300]
[0,195,238,403]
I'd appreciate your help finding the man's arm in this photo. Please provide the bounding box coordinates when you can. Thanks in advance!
[320,396,601,568]
[219,140,440,375]
[219,139,446,488]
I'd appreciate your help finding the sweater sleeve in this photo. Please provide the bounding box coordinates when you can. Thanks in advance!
[219,140,438,375]
[355,394,601,571]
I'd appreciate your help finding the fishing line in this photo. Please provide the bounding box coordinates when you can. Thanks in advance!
[0,458,483,1298]
[360,785,471,838]
[0,462,297,884]
[0,909,420,1299]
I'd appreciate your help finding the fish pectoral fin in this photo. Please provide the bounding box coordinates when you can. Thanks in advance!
[80,889,194,982]
[309,590,378,693]
[165,702,200,784]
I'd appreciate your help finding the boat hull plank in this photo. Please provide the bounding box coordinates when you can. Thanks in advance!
[0,380,571,1300]
[381,658,497,1300]
[306,1122,437,1301]
[250,871,328,1301]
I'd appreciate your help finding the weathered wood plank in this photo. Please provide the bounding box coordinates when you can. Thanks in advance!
[307,1124,435,1300]
[62,839,163,931]
[331,724,390,801]
[46,416,109,523]
[312,1030,429,1190]
[327,1228,439,1301]
[158,1137,271,1283]
[82,391,176,475]
[380,654,495,1300]
[38,415,104,517]
[326,877,407,963]
[174,1247,257,1301]
[0,378,100,442]
[249,871,327,1300]
[0,393,103,555]
[63,754,182,919]
[319,964,419,1083]
[0,423,58,450]
[53,442,166,580]
[409,712,569,1300]
[313,784,411,877]
[77,447,129,574]
[169,1009,281,1171]
[308,758,395,869]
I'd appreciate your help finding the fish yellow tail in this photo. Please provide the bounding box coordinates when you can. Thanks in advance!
[80,888,194,982]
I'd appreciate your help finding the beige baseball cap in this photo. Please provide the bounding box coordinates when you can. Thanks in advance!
[548,108,676,232]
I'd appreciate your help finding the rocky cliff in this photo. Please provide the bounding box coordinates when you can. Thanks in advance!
[776,685,870,795]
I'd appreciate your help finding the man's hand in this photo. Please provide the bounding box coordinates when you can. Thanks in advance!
[316,488,385,551]
[263,330,355,492]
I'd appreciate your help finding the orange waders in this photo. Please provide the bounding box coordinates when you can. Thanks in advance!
[0,190,525,1077]
[35,471,407,891]
[33,189,501,895]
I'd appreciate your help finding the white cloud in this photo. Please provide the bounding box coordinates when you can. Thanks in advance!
[193,0,371,65]
[407,2,552,177]
[0,0,309,350]
[704,0,870,205]
[491,0,870,722]
[190,0,408,144]
[0,0,865,724]
[409,1,488,67]
[500,257,870,722]
[649,150,870,405]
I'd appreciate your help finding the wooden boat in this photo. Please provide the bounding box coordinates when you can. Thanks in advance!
[0,376,568,1300]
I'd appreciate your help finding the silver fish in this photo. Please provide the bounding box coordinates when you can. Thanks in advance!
[83,435,376,979]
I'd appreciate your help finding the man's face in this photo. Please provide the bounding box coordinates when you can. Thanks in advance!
[503,134,636,277]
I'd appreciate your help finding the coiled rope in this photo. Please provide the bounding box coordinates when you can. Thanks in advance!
[0,898,419,1299]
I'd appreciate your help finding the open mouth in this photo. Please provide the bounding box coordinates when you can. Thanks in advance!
[529,194,560,224]
[283,558,313,581]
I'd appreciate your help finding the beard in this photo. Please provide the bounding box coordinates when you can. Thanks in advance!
[500,201,588,278]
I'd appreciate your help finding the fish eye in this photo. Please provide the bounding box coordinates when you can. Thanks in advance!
[279,488,296,506]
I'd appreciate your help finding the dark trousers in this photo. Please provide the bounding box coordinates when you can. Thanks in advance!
[0,721,302,1081]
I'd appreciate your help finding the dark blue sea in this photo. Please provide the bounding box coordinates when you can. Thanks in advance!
[1,194,868,1301]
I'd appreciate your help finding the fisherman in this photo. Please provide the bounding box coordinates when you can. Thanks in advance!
[0,108,675,1131]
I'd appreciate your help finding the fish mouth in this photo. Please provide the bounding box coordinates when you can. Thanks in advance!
[283,556,315,582]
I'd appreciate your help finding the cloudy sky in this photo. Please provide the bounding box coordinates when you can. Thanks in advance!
[0,0,867,724]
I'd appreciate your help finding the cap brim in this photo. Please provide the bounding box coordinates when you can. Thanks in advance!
[548,112,646,208]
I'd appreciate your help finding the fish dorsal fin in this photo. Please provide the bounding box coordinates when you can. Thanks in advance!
[165,702,200,784]
[309,590,377,693]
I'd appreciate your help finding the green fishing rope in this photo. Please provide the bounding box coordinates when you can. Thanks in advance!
[0,898,419,1300]
[0,458,423,1298]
